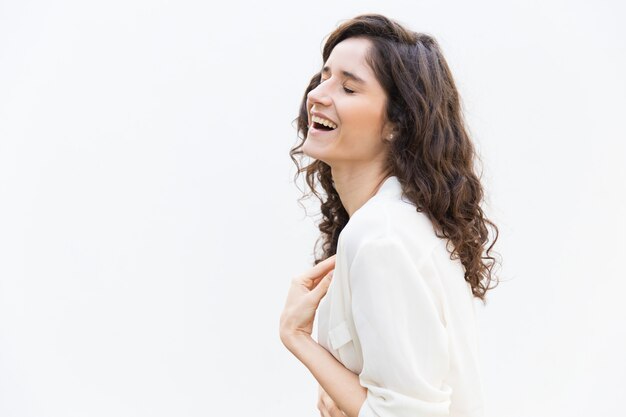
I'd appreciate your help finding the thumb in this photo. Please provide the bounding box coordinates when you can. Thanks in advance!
[311,270,333,298]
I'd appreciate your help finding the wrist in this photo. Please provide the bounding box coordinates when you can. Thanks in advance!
[280,330,313,351]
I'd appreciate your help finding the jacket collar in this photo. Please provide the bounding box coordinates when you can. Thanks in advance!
[372,175,403,200]
[350,175,405,219]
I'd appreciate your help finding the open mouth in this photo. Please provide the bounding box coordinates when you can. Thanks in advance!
[311,121,336,131]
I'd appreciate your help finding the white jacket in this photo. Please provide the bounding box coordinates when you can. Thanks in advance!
[316,175,485,417]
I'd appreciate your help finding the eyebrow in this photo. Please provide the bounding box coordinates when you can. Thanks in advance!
[321,65,366,84]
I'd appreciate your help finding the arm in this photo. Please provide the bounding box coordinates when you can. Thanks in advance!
[350,236,452,417]
[282,334,366,417]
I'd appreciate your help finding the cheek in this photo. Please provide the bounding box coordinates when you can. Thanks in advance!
[342,92,382,116]
[340,101,384,139]
[336,114,387,160]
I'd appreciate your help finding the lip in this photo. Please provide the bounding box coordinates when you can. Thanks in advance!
[308,124,339,136]
[309,110,338,127]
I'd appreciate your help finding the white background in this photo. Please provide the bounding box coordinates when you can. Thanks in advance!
[1,1,625,416]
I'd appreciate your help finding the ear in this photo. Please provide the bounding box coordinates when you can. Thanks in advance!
[382,120,399,142]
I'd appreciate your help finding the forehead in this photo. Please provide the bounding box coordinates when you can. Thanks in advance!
[324,37,375,79]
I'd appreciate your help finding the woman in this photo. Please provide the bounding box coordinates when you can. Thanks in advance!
[279,14,500,417]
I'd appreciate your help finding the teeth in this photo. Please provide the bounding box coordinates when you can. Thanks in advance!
[312,115,337,129]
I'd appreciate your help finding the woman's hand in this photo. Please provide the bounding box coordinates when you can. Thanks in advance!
[317,384,347,417]
[279,255,336,343]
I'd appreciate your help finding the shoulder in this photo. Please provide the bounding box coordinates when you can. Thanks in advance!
[338,196,442,268]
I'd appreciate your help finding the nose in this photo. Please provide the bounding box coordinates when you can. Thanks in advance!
[307,78,332,108]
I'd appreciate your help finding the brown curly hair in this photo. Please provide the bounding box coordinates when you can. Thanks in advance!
[289,14,501,304]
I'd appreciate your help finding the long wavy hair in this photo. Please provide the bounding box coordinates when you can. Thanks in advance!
[289,14,501,303]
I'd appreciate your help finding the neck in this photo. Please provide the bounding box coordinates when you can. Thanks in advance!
[331,165,391,218]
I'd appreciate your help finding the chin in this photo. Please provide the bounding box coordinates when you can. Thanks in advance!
[302,140,326,160]
[302,136,341,167]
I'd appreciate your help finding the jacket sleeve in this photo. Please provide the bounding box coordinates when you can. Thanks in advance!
[349,236,453,417]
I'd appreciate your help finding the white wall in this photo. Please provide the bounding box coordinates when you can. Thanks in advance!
[1,1,624,416]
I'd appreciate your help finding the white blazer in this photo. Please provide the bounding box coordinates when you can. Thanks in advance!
[317,175,485,417]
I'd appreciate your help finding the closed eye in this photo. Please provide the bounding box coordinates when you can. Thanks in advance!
[319,76,355,94]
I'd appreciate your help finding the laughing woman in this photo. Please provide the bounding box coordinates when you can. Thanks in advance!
[279,14,500,417]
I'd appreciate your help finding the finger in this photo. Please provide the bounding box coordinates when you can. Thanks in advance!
[328,405,345,417]
[302,255,336,282]
[322,394,344,417]
[310,269,332,287]
[310,270,333,298]
[318,396,331,417]
[318,404,331,417]
[304,262,335,288]
[321,392,333,409]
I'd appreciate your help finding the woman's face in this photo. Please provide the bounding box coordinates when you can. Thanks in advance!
[303,37,391,167]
